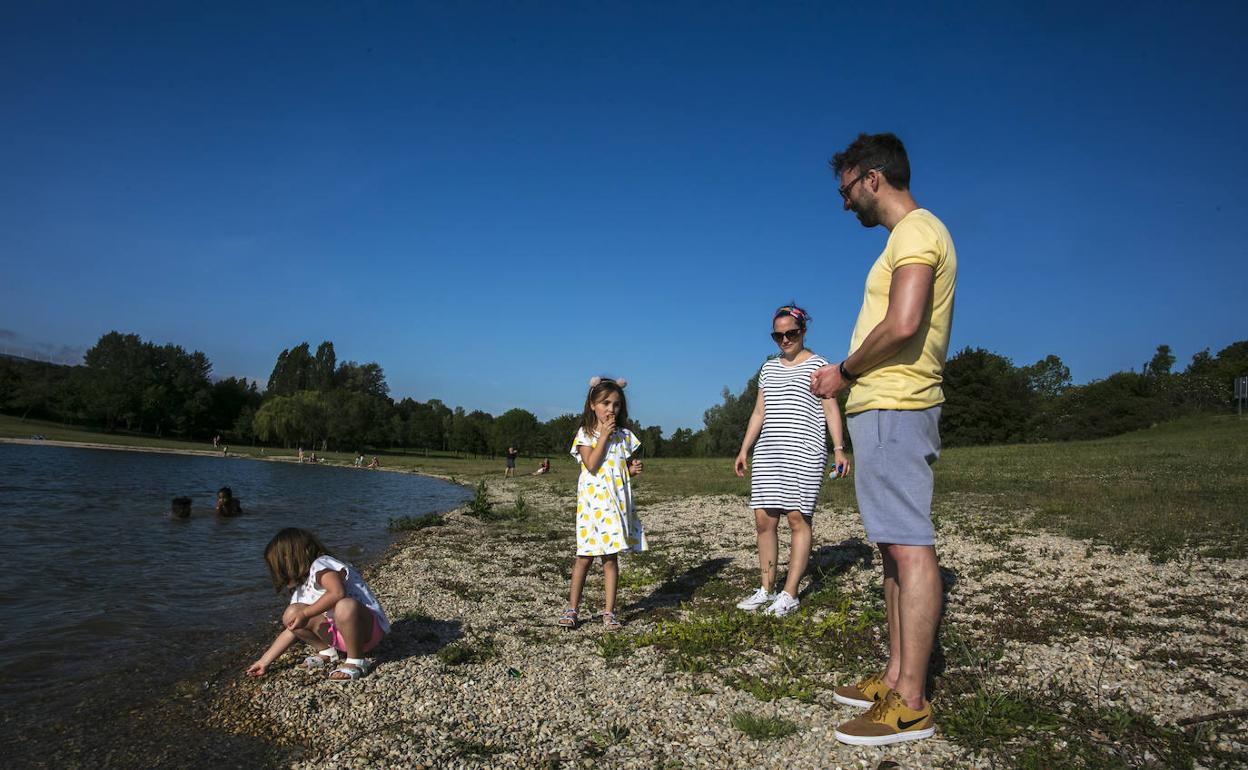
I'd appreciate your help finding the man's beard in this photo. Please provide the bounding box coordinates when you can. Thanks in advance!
[853,200,881,228]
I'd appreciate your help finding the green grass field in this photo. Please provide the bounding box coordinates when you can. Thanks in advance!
[3,412,1244,558]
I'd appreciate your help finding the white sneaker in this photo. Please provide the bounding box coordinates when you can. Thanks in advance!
[735,587,776,611]
[764,591,800,617]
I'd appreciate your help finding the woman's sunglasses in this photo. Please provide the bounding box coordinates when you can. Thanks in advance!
[770,329,803,343]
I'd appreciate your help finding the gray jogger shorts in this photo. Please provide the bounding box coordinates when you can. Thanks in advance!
[846,407,942,545]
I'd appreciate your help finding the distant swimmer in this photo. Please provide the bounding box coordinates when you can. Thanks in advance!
[171,497,192,518]
[215,487,243,517]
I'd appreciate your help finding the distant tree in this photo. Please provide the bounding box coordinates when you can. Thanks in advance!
[1021,354,1072,399]
[665,427,698,457]
[210,377,262,438]
[82,332,147,430]
[266,343,314,396]
[701,371,760,457]
[312,341,337,392]
[336,361,389,398]
[638,425,665,458]
[542,413,581,455]
[493,408,541,454]
[1145,344,1175,377]
[940,347,1033,446]
[448,407,494,455]
[1046,371,1163,441]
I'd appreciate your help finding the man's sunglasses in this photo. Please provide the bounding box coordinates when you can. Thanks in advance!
[839,165,885,201]
[771,329,803,343]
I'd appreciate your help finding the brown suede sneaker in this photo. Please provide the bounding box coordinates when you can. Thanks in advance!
[832,671,891,709]
[834,690,935,746]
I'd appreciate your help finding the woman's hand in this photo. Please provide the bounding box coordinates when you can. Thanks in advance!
[628,458,643,476]
[832,449,851,478]
[246,661,267,677]
[734,452,748,478]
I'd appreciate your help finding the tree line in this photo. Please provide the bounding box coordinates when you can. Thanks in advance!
[1,331,1244,455]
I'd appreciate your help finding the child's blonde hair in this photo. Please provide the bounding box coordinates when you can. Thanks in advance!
[579,377,629,435]
[263,528,330,592]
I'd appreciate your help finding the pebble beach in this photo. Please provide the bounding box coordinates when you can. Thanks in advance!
[207,477,1248,769]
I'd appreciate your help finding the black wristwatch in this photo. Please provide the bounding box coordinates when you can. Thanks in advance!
[839,361,859,382]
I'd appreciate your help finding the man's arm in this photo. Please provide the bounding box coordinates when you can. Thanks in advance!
[811,264,934,397]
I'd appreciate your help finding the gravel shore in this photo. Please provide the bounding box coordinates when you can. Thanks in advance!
[209,478,1248,769]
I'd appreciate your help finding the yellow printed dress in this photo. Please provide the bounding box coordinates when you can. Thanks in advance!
[570,427,647,556]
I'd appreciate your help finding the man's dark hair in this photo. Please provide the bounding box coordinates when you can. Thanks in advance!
[830,132,910,191]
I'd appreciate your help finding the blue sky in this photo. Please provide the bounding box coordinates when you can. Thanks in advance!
[3,2,1245,431]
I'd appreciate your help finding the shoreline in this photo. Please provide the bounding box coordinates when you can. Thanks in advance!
[0,435,464,479]
[0,436,474,769]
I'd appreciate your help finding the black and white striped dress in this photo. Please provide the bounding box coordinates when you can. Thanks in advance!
[749,354,830,517]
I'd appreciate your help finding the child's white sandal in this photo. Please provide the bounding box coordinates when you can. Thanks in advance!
[302,647,340,670]
[329,658,372,682]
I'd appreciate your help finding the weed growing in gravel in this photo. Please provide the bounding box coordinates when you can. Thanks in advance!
[595,633,633,662]
[449,737,509,757]
[724,671,818,703]
[940,683,1225,769]
[616,568,657,589]
[466,480,493,517]
[435,636,497,666]
[730,712,798,740]
[581,722,630,758]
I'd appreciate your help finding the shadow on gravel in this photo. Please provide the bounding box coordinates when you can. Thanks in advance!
[801,537,875,598]
[626,557,732,614]
[375,616,464,664]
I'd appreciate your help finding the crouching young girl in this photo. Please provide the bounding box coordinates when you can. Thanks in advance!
[246,528,390,682]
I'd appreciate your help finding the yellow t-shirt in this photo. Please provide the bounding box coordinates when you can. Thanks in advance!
[845,208,957,414]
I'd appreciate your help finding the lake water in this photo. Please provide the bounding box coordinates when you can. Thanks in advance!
[0,442,470,763]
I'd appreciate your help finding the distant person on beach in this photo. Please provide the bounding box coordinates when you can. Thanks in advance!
[215,486,243,517]
[810,132,957,746]
[354,453,365,468]
[368,456,380,469]
[298,447,304,464]
[532,458,551,476]
[559,377,645,632]
[246,528,390,682]
[734,304,849,618]
[504,446,519,477]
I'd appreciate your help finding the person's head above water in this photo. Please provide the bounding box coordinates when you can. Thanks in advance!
[263,528,330,592]
[580,376,629,435]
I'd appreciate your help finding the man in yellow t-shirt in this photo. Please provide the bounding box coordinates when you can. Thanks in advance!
[810,132,957,747]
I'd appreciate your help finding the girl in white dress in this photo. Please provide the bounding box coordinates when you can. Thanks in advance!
[558,377,645,631]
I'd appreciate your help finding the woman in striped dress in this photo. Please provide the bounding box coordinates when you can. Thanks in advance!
[733,304,850,616]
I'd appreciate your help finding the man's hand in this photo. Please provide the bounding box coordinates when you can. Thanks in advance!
[810,364,849,399]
